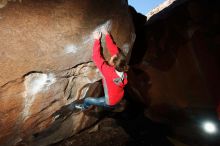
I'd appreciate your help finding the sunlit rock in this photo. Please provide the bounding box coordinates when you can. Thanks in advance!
[0,0,135,146]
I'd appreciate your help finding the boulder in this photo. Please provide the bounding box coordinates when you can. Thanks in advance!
[0,0,135,146]
[129,0,220,122]
[128,0,220,145]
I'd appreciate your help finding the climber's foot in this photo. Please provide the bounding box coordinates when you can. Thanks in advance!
[74,104,86,111]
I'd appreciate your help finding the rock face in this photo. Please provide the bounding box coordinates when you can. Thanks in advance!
[129,0,220,130]
[0,0,135,146]
[146,0,176,20]
[128,0,220,144]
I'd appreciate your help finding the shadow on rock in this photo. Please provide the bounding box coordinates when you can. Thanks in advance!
[106,91,174,146]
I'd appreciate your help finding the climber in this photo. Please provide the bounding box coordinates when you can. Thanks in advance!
[74,29,129,111]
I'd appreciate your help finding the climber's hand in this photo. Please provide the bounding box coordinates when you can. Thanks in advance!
[93,31,101,40]
[101,26,109,35]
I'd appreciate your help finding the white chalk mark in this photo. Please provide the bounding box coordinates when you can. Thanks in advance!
[64,20,113,53]
[23,73,56,120]
[46,73,56,87]
[82,35,93,45]
[64,44,78,54]
[82,20,112,46]
[25,73,47,96]
[98,20,112,33]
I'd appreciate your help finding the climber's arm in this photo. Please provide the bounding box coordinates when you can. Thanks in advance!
[105,34,119,56]
[92,39,112,76]
[92,39,104,67]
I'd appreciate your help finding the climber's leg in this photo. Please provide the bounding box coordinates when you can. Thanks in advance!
[82,96,106,109]
[74,96,117,110]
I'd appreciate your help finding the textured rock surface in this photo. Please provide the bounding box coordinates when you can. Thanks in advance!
[146,0,176,20]
[54,118,130,146]
[130,0,220,121]
[0,0,135,146]
[128,0,220,144]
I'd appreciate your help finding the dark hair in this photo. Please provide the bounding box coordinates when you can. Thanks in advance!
[113,53,129,72]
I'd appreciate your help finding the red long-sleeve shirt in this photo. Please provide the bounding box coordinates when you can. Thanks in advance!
[92,34,128,105]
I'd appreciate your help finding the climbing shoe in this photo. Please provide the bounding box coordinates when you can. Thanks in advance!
[74,104,86,111]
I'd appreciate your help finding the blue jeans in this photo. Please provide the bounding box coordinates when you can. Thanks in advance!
[83,96,116,109]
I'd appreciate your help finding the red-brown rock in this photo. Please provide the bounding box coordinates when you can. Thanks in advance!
[0,0,135,146]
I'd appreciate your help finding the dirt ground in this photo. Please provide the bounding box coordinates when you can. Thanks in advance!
[52,99,174,146]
